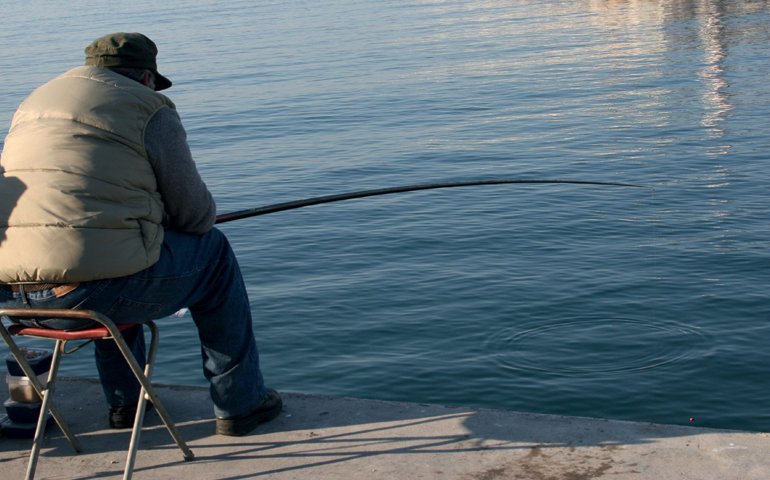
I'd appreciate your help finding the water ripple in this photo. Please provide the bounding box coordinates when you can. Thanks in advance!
[486,316,710,376]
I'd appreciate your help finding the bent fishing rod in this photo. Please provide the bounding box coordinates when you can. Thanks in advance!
[215,178,642,224]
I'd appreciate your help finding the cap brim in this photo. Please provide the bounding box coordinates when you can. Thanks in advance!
[154,71,172,91]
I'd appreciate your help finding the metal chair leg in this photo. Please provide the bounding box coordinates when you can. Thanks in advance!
[123,322,162,479]
[24,339,64,480]
[97,317,194,464]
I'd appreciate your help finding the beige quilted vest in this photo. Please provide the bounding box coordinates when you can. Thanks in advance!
[0,66,175,283]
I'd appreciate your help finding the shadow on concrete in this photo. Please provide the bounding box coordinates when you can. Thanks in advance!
[176,398,728,480]
[0,377,761,479]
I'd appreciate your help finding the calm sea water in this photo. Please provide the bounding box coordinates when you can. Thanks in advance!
[2,1,770,432]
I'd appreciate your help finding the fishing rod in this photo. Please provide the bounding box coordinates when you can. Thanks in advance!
[215,178,642,224]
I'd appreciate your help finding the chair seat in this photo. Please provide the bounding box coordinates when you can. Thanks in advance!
[9,323,139,340]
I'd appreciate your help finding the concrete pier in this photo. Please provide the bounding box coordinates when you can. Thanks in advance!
[1,377,768,479]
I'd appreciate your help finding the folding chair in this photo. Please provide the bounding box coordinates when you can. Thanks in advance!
[0,308,194,480]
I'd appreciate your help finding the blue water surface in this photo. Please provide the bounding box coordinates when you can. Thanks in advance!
[1,0,769,432]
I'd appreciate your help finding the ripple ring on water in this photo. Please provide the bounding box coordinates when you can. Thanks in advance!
[485,316,709,376]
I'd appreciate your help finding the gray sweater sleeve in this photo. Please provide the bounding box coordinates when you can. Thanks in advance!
[144,106,216,234]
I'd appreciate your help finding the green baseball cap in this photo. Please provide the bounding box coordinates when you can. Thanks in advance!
[84,32,172,91]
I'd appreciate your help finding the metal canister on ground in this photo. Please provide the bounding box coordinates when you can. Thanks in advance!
[2,348,54,438]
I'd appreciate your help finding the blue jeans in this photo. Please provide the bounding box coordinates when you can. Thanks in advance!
[0,228,267,418]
